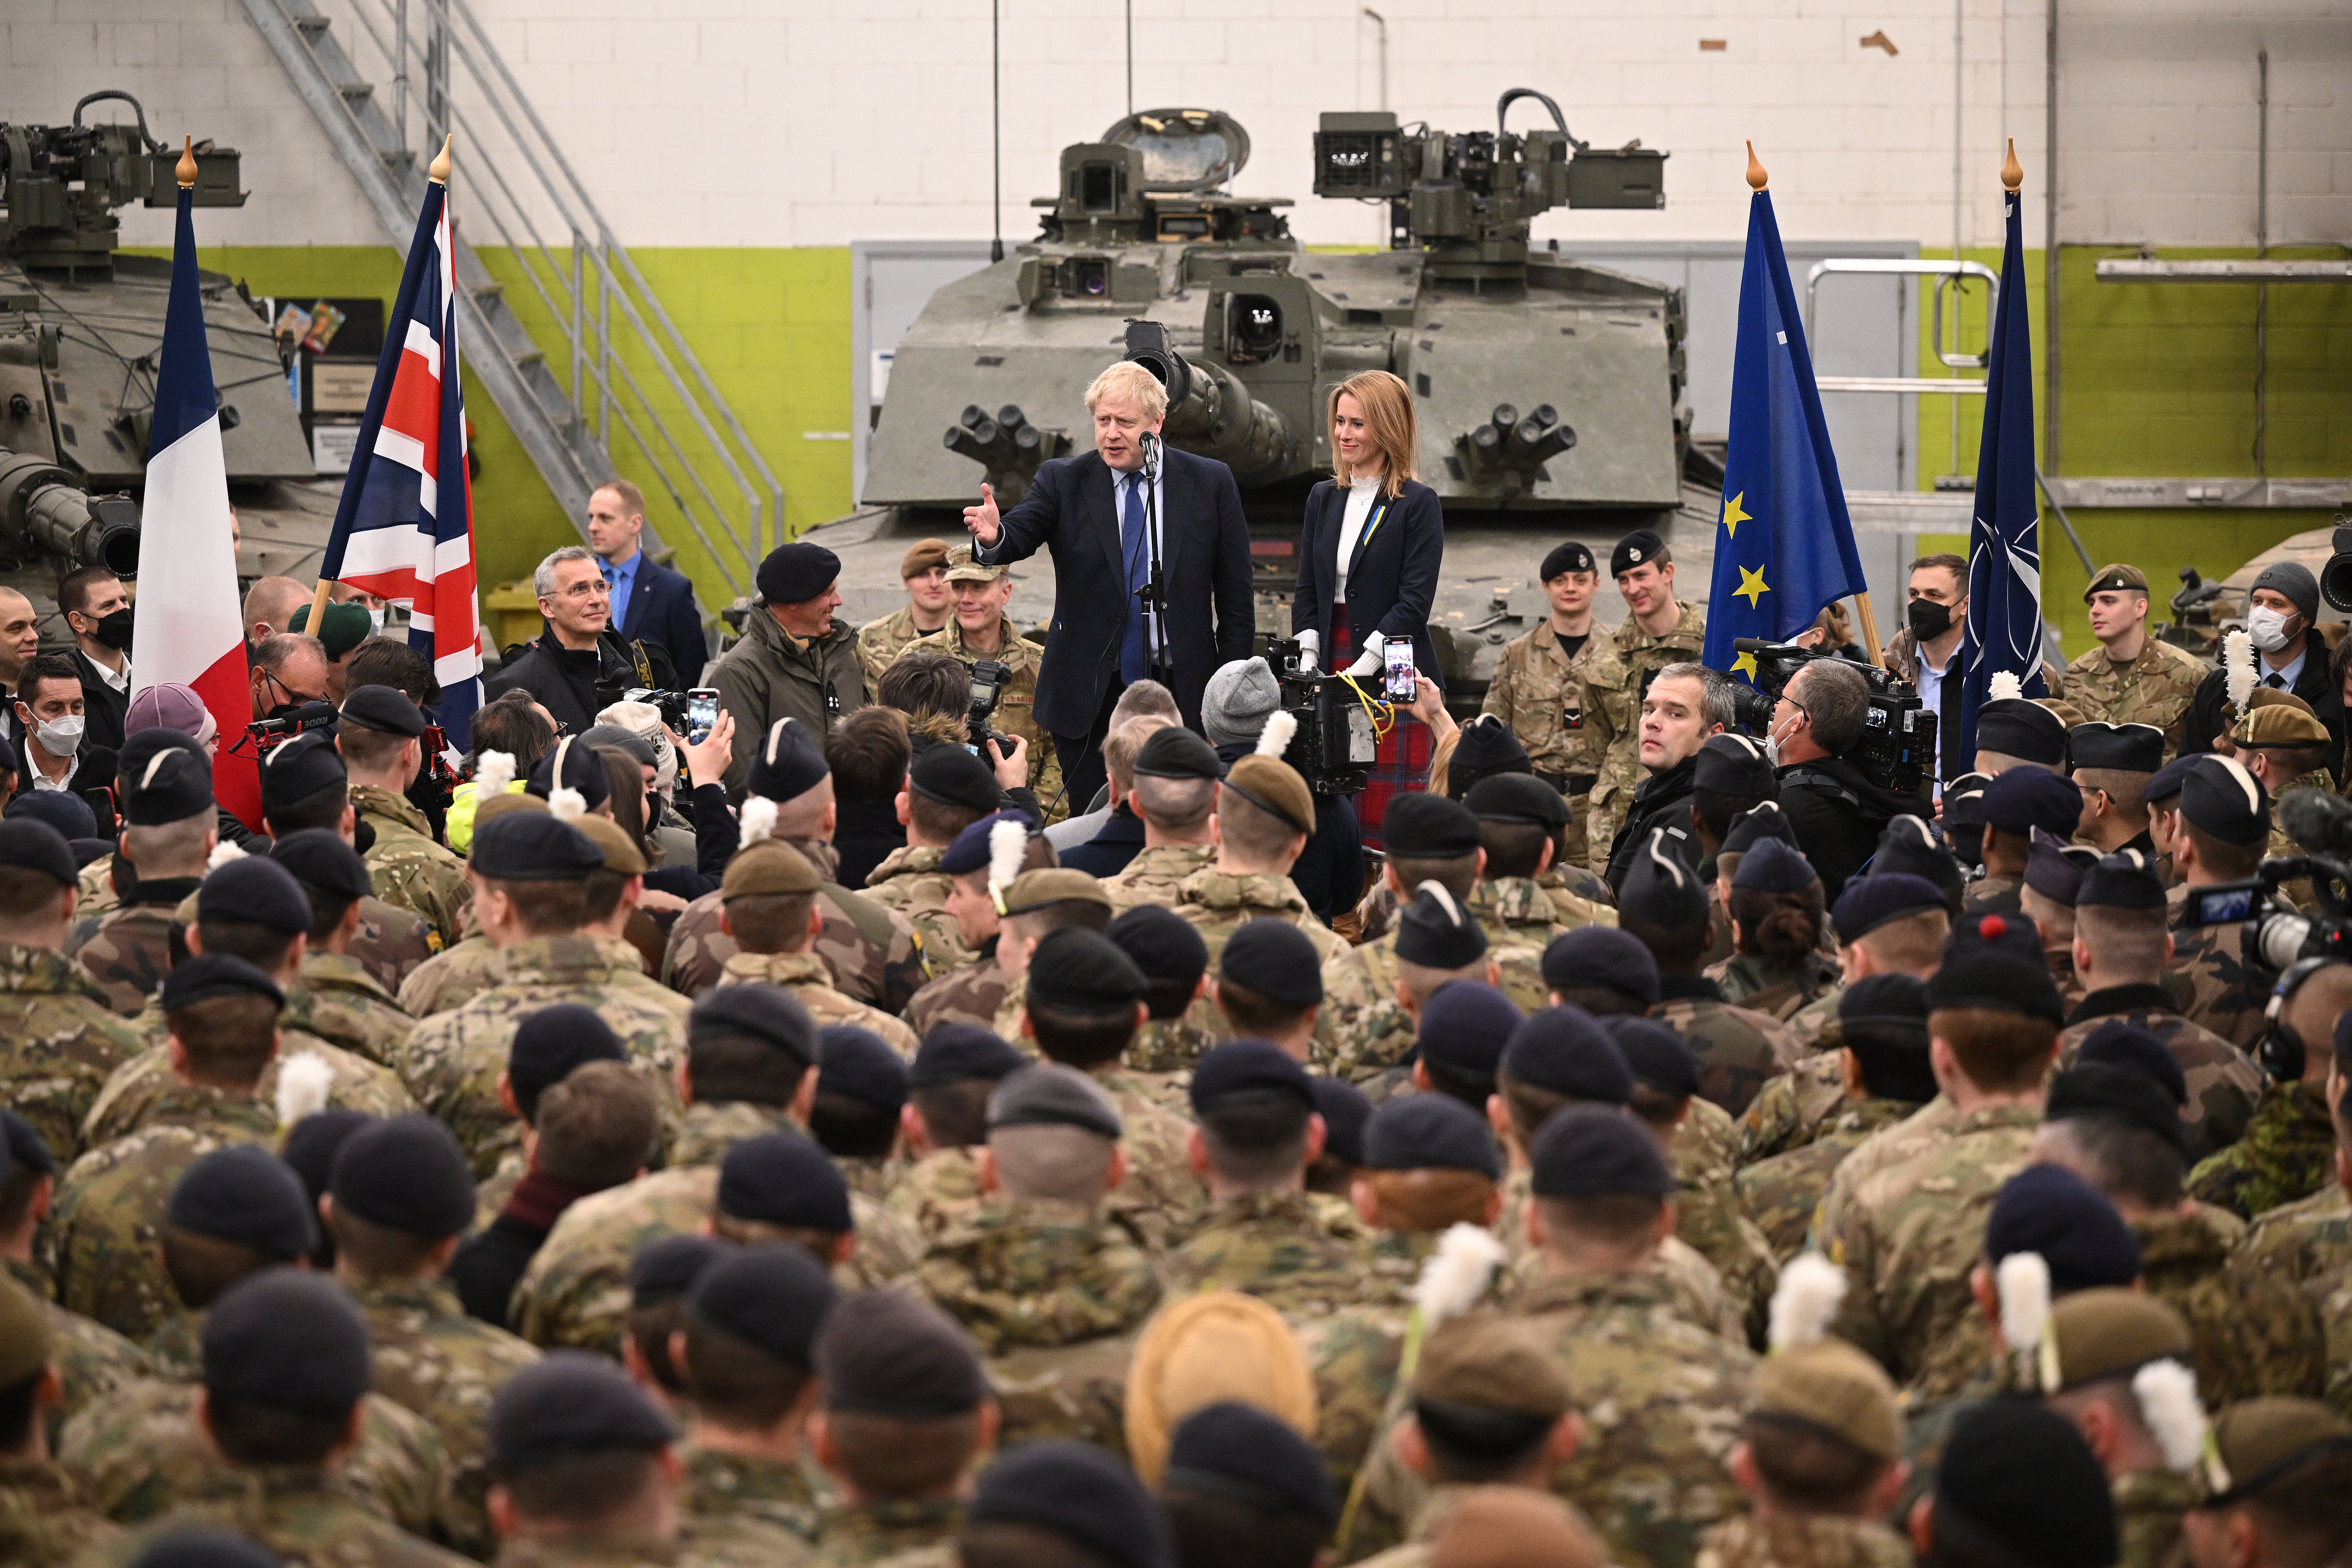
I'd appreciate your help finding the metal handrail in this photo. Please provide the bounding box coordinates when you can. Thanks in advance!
[1803,257,1999,395]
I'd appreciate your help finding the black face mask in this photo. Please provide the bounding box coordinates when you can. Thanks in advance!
[1907,597,1953,642]
[90,607,135,651]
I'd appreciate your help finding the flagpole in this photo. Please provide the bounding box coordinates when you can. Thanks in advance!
[1854,594,1884,667]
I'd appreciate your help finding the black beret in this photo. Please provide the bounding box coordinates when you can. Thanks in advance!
[2046,1061,2188,1157]
[909,744,1003,813]
[269,828,374,906]
[118,727,205,786]
[1026,926,1147,1013]
[2069,722,2164,775]
[470,812,605,880]
[578,724,658,773]
[1190,1039,1315,1114]
[1838,972,1930,1026]
[161,953,283,1012]
[1363,1092,1502,1179]
[1539,927,1660,1004]
[528,736,611,812]
[488,1350,678,1474]
[756,541,842,605]
[741,720,830,810]
[1383,792,1483,859]
[1309,1076,1372,1166]
[2074,1020,2187,1105]
[1974,700,2069,766]
[1731,836,1817,894]
[1720,801,1799,857]
[987,1063,1123,1141]
[909,1023,1028,1088]
[1463,772,1569,829]
[1609,528,1665,578]
[339,684,427,737]
[684,1242,836,1369]
[1984,768,2084,838]
[1617,828,1709,927]
[331,1113,476,1240]
[202,1267,371,1416]
[1449,714,1529,773]
[258,729,347,812]
[938,809,1037,877]
[0,1108,54,1177]
[1539,541,1597,580]
[1417,980,1522,1081]
[1935,1400,2120,1568]
[1942,772,1992,828]
[1868,816,1963,895]
[1395,883,1488,969]
[1216,916,1321,1007]
[0,818,76,886]
[1165,1400,1339,1530]
[716,1133,852,1231]
[1832,873,1949,945]
[2177,756,2270,847]
[2075,848,2168,911]
[1983,1163,2141,1292]
[1502,1006,1633,1103]
[510,1004,629,1121]
[1600,1015,1701,1097]
[629,1233,732,1307]
[815,1024,909,1112]
[1131,725,1224,781]
[971,1441,1170,1568]
[689,982,820,1071]
[198,854,312,935]
[1529,1104,1674,1199]
[1693,733,1778,797]
[168,1145,317,1259]
[2142,754,2199,808]
[5,789,95,844]
[129,1529,288,1568]
[814,1288,989,1417]
[277,1109,369,1215]
[1108,904,1212,987]
[123,745,214,826]
[1927,912,2063,1024]
[2023,831,2099,907]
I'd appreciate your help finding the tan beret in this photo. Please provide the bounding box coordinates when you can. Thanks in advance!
[469,789,549,845]
[2202,1397,2352,1501]
[571,814,648,877]
[2232,700,2331,749]
[2044,1287,2192,1391]
[2035,697,2089,732]
[1753,1337,1903,1462]
[1223,753,1316,837]
[722,838,821,899]
[1000,867,1109,917]
[1124,1291,1316,1486]
[899,539,952,579]
[1411,1312,1574,1422]
[2083,563,2149,601]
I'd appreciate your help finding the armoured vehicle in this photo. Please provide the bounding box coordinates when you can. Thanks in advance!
[0,90,322,632]
[821,92,1711,710]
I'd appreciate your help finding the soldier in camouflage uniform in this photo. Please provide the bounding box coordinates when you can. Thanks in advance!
[2187,1078,2337,1221]
[340,684,476,950]
[1590,530,1707,876]
[860,820,974,979]
[2060,565,2211,756]
[0,822,146,1163]
[2027,1290,2206,1568]
[904,547,1064,818]
[713,839,919,1053]
[398,933,500,1017]
[854,539,955,686]
[1170,753,1348,965]
[258,824,422,1066]
[1106,903,1226,1076]
[479,1355,698,1568]
[1098,723,1222,914]
[0,1277,119,1568]
[1480,541,1636,872]
[901,810,1041,1038]
[2157,755,2278,1052]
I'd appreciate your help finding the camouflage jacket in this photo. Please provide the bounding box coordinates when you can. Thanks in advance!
[1481,619,1633,866]
[2131,1205,2327,1405]
[1735,1097,1923,1261]
[1822,1102,2042,1397]
[355,784,474,951]
[1784,983,1845,1050]
[351,895,443,997]
[1493,1167,1747,1342]
[348,1274,541,1559]
[2057,986,2265,1162]
[2113,1468,2197,1568]
[855,605,938,686]
[1053,1062,1205,1254]
[1313,899,1557,1086]
[1170,867,1349,965]
[716,951,919,1054]
[2,1258,153,1445]
[1739,1052,1853,1163]
[1709,951,1842,1023]
[664,837,926,1012]
[1102,843,1217,913]
[2186,1080,2337,1221]
[57,1377,454,1542]
[1697,1512,1914,1568]
[676,1444,822,1566]
[886,1147,986,1242]
[0,943,144,1164]
[905,617,1064,818]
[83,1030,416,1151]
[297,951,418,1065]
[397,935,501,1018]
[393,934,689,1178]
[1123,995,1227,1075]
[1810,1097,1963,1244]
[495,1536,690,1568]
[814,1499,962,1568]
[1649,981,1806,1119]
[1672,1099,1780,1343]
[2233,1182,2349,1290]
[2059,636,2210,756]
[1960,874,2022,920]
[2164,918,2269,1052]
[904,950,1009,1038]
[90,1463,472,1568]
[859,846,971,972]
[0,1457,117,1568]
[68,899,185,1018]
[1508,1265,1753,1568]
[1473,874,1615,941]
[1159,1190,1371,1317]
[41,1083,278,1341]
[2306,1250,2352,1417]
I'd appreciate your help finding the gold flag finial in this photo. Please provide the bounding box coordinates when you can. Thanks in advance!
[1745,141,1768,191]
[175,135,197,190]
[2000,137,2023,192]
[428,135,452,184]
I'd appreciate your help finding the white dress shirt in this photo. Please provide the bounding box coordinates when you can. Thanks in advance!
[1332,474,1383,604]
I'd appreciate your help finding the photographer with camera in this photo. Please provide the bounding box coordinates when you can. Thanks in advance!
[1764,659,1930,903]
[904,546,1064,819]
[2186,956,2352,1220]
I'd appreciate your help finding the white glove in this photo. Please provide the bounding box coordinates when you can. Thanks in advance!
[1344,631,1386,680]
[1295,630,1320,675]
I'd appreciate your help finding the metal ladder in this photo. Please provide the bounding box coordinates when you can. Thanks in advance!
[237,0,781,596]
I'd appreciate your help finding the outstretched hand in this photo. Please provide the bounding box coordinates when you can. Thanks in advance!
[963,483,1002,547]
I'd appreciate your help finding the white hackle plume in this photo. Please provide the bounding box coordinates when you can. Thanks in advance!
[1409,1223,1507,1329]
[473,750,516,797]
[1767,1253,1848,1353]
[2224,630,2257,713]
[206,840,249,870]
[988,817,1026,892]
[1996,1251,2052,1356]
[549,788,587,822]
[1988,670,2023,704]
[738,795,778,850]
[275,1052,334,1127]
[2133,1359,2207,1473]
[1256,709,1298,759]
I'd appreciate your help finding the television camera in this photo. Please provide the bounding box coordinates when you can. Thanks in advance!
[1728,637,1939,796]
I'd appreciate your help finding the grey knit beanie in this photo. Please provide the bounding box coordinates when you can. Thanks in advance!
[1201,658,1280,748]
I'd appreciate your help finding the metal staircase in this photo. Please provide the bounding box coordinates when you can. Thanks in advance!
[238,0,781,595]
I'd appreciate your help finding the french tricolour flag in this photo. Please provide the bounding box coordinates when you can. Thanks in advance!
[133,160,259,826]
[321,164,483,748]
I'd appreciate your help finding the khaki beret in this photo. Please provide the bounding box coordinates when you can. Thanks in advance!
[1000,867,1109,917]
[900,539,953,579]
[1411,1313,1573,1422]
[473,789,550,834]
[571,814,649,877]
[2043,1287,2192,1392]
[2232,700,2331,749]
[1753,1338,1904,1462]
[2083,563,2149,601]
[1222,753,1316,837]
[2035,697,2089,732]
[722,839,822,899]
[2202,1397,2352,1503]
[1124,1291,1317,1487]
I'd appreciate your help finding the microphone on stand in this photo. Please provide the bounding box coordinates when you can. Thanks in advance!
[1138,429,1160,480]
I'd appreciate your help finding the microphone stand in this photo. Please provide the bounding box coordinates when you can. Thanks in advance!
[1137,433,1174,688]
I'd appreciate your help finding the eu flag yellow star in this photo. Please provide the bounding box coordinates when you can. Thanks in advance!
[1732,650,1758,680]
[1736,564,1770,607]
[1721,491,1751,539]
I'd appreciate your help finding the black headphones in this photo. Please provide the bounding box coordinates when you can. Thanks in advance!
[2259,957,2335,1083]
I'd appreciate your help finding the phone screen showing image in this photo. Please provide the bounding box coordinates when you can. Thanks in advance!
[688,690,719,744]
[1384,639,1417,701]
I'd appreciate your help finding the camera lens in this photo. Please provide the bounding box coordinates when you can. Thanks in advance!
[2256,913,2313,971]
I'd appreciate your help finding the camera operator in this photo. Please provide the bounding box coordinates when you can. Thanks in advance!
[2182,562,2344,759]
[2187,956,2352,1219]
[1202,655,1362,923]
[1766,659,1929,902]
[904,546,1063,818]
[488,545,678,738]
[1601,662,1729,894]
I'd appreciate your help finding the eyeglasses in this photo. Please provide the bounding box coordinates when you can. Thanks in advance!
[550,580,611,601]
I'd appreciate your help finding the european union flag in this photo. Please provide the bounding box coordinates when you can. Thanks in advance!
[1701,177,1870,684]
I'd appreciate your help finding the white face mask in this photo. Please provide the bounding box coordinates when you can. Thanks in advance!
[33,714,83,757]
[368,607,387,637]
[2246,605,2294,654]
[1763,708,1801,769]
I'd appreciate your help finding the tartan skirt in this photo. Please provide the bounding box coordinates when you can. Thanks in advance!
[1330,610,1431,851]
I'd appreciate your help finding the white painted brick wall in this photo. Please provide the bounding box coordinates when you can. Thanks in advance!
[8,0,2344,254]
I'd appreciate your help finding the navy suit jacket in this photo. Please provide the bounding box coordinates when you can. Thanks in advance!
[615,555,709,681]
[1291,477,1445,681]
[976,447,1254,737]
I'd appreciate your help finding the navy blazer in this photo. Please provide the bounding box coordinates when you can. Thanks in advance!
[1291,477,1445,681]
[615,554,710,681]
[976,447,1255,737]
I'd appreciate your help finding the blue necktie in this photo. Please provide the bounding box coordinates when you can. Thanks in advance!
[1119,474,1150,683]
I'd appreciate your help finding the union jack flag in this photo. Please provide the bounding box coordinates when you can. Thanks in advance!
[321,175,483,747]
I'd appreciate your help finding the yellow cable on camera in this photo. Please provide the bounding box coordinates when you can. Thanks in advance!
[1336,673,1396,741]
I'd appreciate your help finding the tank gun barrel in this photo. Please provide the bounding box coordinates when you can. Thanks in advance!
[1121,321,1292,485]
[0,451,141,577]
